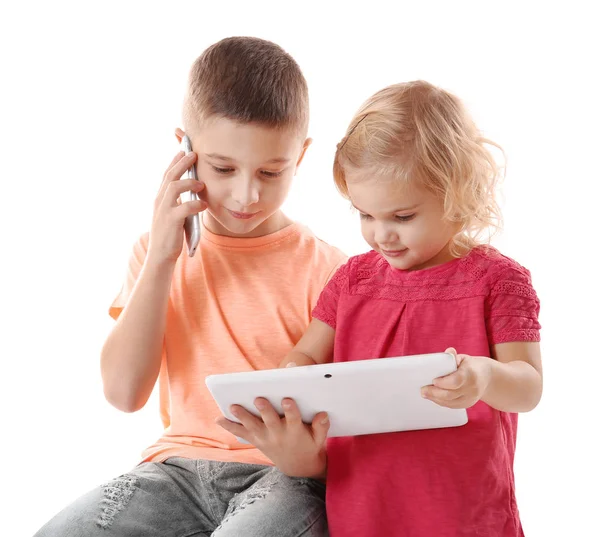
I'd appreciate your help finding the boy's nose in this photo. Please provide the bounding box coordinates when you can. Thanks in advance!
[232,177,260,207]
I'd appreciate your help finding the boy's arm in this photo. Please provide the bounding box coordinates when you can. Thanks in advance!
[101,149,206,413]
[101,257,175,413]
[218,318,335,478]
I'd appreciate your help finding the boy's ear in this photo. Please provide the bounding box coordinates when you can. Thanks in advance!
[174,127,185,144]
[295,137,313,171]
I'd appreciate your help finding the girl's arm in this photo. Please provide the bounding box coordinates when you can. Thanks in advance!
[279,318,335,368]
[423,342,543,413]
[483,341,543,412]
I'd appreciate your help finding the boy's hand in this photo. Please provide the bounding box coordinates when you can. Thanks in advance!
[421,347,493,409]
[147,151,207,266]
[216,398,329,478]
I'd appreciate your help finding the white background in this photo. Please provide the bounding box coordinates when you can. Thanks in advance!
[1,1,599,535]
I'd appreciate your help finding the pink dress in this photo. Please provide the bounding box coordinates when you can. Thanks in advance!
[312,246,541,537]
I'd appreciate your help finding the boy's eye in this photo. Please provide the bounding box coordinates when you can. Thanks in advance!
[359,213,373,220]
[212,166,234,174]
[395,214,415,222]
[261,170,283,178]
[210,167,283,178]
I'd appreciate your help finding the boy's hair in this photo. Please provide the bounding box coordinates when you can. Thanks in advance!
[183,36,309,136]
[333,80,503,253]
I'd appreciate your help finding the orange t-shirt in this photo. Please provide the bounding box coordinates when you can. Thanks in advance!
[110,222,346,465]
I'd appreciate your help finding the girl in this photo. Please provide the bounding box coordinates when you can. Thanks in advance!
[219,80,542,537]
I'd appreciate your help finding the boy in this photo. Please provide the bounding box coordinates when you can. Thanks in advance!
[35,36,345,537]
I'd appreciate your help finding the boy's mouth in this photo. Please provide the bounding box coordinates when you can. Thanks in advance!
[227,209,260,220]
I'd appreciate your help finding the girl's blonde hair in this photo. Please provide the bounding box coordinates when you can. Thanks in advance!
[333,81,503,254]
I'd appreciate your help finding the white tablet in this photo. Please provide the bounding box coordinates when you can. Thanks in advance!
[205,352,468,438]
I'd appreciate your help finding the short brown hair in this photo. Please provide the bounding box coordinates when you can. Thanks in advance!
[183,36,308,136]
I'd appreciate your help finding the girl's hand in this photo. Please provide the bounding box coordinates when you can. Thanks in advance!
[216,397,329,478]
[421,347,493,409]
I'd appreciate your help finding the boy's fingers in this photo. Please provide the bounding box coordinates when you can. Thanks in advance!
[154,152,184,208]
[175,199,207,219]
[158,152,186,197]
[164,151,185,179]
[281,398,303,426]
[215,417,247,439]
[167,151,197,181]
[166,178,205,204]
[311,412,330,446]
[158,182,204,216]
[230,405,264,434]
[157,152,197,200]
[254,398,283,430]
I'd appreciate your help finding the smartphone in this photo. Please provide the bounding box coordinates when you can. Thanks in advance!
[180,135,201,257]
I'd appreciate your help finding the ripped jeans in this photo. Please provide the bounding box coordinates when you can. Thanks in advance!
[33,458,328,536]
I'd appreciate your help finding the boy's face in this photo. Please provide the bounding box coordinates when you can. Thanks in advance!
[180,118,310,238]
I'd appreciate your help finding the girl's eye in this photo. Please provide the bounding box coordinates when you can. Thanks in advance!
[395,214,415,222]
[261,170,283,178]
[212,166,234,174]
[359,213,373,220]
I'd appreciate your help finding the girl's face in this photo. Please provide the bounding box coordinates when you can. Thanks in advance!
[346,173,461,271]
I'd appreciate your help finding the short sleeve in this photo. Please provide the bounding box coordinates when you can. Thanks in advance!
[324,257,348,286]
[108,233,149,320]
[485,263,541,345]
[311,260,351,329]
